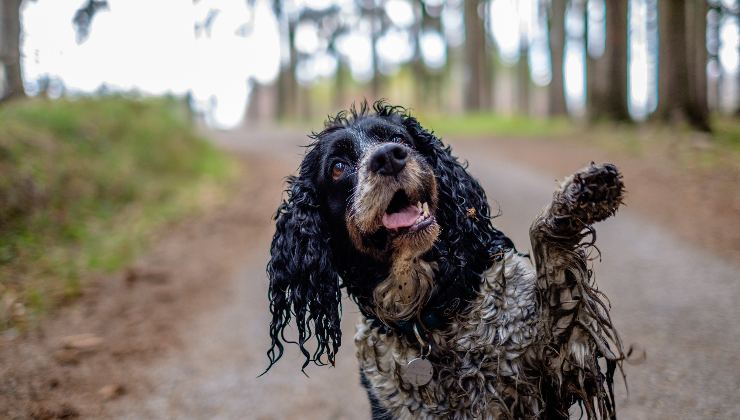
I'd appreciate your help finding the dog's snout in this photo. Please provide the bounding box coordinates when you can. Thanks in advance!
[369,143,408,176]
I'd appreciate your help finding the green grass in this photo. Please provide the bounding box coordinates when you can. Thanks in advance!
[712,117,740,153]
[417,112,576,139]
[278,109,576,140]
[415,112,739,170]
[0,96,234,328]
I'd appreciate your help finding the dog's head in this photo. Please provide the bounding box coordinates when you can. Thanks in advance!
[327,111,441,261]
[266,102,511,371]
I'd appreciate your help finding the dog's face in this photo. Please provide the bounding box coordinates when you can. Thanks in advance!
[316,115,440,261]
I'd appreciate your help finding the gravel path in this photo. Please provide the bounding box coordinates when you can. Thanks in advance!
[87,128,740,419]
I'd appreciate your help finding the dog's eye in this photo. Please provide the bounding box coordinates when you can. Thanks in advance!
[391,135,413,148]
[331,162,347,180]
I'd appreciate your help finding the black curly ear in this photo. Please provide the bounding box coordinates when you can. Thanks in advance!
[265,169,342,372]
[402,116,514,288]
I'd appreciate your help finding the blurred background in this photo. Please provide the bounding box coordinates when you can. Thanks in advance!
[1,0,740,419]
[3,0,739,128]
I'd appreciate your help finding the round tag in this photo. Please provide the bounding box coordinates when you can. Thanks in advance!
[401,357,433,387]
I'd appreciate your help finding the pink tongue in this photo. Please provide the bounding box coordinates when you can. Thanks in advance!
[382,205,422,229]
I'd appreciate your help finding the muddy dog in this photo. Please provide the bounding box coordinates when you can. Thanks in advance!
[264,102,625,419]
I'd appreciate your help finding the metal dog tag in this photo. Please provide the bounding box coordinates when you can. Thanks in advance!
[401,357,433,387]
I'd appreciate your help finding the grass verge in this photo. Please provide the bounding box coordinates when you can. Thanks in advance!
[419,112,575,139]
[0,96,235,329]
[420,112,739,170]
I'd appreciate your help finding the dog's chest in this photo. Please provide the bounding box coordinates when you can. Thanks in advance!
[354,251,540,419]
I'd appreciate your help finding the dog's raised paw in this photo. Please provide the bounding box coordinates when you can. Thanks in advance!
[551,163,625,232]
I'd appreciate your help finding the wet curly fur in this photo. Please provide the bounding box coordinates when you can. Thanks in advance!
[265,101,625,419]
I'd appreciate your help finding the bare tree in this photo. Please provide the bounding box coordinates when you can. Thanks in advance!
[334,59,349,108]
[686,0,709,125]
[548,0,567,115]
[332,38,351,110]
[517,32,530,115]
[589,0,629,121]
[291,5,347,113]
[0,0,24,102]
[357,0,388,101]
[656,0,710,131]
[464,0,493,110]
[293,5,351,110]
[0,0,107,103]
[272,1,298,120]
[410,1,444,109]
[586,0,605,119]
[412,0,429,106]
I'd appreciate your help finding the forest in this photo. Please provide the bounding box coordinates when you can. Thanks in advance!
[1,0,739,132]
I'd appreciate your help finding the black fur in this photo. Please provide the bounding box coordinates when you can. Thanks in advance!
[360,370,394,420]
[398,114,514,319]
[265,100,513,372]
[265,156,342,371]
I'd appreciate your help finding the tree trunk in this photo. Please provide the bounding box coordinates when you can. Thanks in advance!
[412,0,426,106]
[589,0,629,121]
[276,68,291,120]
[517,41,530,115]
[0,0,25,102]
[370,4,385,101]
[736,41,740,117]
[276,18,298,120]
[586,0,606,119]
[334,61,348,110]
[246,80,261,122]
[299,85,311,121]
[548,0,567,116]
[656,0,710,131]
[371,29,381,100]
[464,0,493,110]
[685,0,710,127]
[656,0,688,121]
[427,2,447,111]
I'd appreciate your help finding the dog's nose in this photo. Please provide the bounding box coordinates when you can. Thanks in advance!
[369,143,408,176]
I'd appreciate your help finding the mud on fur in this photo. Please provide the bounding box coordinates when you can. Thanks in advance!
[265,101,627,419]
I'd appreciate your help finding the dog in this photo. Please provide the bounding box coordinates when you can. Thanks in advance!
[265,102,625,419]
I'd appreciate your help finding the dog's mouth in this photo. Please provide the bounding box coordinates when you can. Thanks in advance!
[381,190,435,236]
[347,152,439,257]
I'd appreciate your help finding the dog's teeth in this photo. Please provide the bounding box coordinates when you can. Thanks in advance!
[417,201,422,210]
[422,202,429,216]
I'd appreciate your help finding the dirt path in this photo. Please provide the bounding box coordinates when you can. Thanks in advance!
[2,126,739,419]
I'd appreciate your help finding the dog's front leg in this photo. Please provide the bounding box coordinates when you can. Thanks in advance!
[529,163,625,419]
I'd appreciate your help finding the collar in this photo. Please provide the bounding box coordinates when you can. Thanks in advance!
[364,293,462,342]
